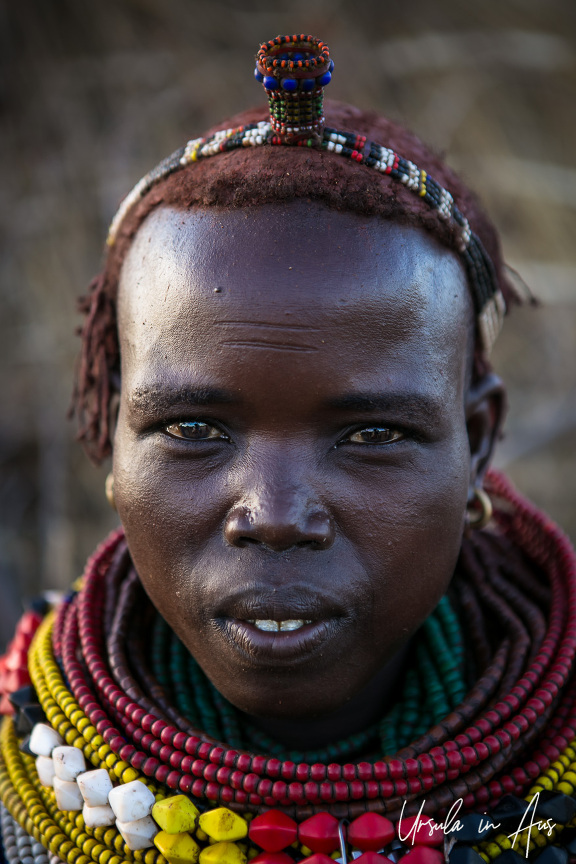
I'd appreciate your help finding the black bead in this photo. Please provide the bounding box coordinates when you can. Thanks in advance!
[491,795,532,828]
[561,828,576,855]
[29,596,49,617]
[15,704,46,736]
[449,845,486,864]
[536,793,576,825]
[19,735,33,756]
[455,812,498,843]
[533,846,568,864]
[8,685,38,711]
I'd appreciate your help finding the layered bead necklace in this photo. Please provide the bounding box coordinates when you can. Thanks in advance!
[1,471,576,864]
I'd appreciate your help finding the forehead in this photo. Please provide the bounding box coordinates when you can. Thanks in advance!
[117,202,472,400]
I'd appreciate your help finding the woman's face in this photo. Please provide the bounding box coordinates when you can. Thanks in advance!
[114,201,499,721]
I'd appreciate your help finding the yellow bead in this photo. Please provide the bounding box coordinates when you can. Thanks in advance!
[122,768,139,784]
[196,830,208,843]
[154,830,201,864]
[153,796,200,834]
[199,841,246,864]
[199,809,248,842]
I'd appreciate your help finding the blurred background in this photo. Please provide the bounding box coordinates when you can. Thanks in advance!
[1,0,575,646]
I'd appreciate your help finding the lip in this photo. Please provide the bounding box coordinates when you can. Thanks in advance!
[219,617,341,662]
[213,587,349,664]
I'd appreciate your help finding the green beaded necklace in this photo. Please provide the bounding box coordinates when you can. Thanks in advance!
[149,595,468,763]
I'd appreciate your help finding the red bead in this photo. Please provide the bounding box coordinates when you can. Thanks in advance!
[249,810,298,851]
[357,762,372,780]
[0,695,14,715]
[299,813,340,854]
[302,855,335,864]
[400,848,443,864]
[310,764,325,782]
[251,854,294,864]
[356,853,394,864]
[348,813,395,851]
[4,648,29,671]
[398,816,443,847]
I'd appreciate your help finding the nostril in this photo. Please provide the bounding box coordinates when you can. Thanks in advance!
[236,537,260,548]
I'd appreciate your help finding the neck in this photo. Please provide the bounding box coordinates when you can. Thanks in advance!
[240,639,412,751]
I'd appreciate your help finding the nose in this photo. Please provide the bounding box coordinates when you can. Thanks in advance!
[224,486,335,552]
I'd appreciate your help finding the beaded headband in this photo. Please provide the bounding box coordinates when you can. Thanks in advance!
[107,34,506,353]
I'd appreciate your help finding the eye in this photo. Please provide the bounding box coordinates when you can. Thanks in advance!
[164,421,229,442]
[346,426,404,445]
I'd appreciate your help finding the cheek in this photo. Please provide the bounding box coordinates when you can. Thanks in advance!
[334,441,470,640]
[111,422,229,597]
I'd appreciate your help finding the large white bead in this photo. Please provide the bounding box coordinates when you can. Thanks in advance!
[82,803,116,828]
[53,777,84,811]
[116,816,158,850]
[108,780,155,822]
[52,746,86,782]
[29,724,64,757]
[35,756,56,788]
[77,768,113,806]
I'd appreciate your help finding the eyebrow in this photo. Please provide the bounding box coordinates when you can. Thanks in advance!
[128,385,238,415]
[327,392,444,424]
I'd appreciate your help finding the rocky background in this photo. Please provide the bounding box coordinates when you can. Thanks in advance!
[1,0,575,645]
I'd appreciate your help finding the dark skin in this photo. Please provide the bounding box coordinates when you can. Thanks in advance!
[113,201,504,750]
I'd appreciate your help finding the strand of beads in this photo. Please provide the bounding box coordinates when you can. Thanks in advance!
[1,802,49,864]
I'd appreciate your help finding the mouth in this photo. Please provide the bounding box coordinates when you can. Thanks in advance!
[247,618,313,632]
[214,590,348,663]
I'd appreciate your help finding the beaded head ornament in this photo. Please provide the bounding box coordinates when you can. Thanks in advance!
[107,34,506,353]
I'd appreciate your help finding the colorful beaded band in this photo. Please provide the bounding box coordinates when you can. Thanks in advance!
[254,35,333,143]
[105,35,505,354]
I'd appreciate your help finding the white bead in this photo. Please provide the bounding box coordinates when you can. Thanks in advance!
[77,768,113,806]
[53,777,83,811]
[52,746,86,781]
[82,803,116,828]
[29,724,64,757]
[108,779,155,822]
[35,756,56,787]
[116,815,158,850]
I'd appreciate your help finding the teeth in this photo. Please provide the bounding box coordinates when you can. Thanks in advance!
[253,619,279,632]
[248,619,312,632]
[280,619,307,631]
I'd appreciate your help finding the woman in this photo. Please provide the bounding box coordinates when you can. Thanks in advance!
[0,35,575,864]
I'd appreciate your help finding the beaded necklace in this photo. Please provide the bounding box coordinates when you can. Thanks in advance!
[1,471,576,864]
[149,595,467,764]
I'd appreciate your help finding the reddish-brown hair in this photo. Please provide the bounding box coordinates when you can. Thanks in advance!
[74,100,518,463]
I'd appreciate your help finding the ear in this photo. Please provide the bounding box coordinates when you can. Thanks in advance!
[465,372,507,500]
